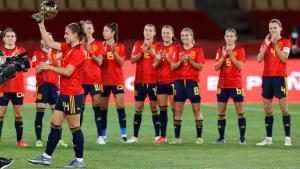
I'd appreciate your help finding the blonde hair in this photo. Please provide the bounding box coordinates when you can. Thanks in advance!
[181,27,195,44]
[162,25,176,41]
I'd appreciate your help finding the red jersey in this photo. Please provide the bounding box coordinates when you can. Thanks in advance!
[0,47,26,93]
[101,42,126,85]
[60,43,85,95]
[131,41,160,84]
[32,49,60,87]
[81,40,104,84]
[172,46,205,82]
[215,47,245,88]
[260,38,291,77]
[156,43,179,84]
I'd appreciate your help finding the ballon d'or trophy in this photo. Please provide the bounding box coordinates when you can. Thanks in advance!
[32,0,58,23]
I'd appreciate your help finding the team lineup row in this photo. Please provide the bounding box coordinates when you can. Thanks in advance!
[0,18,291,167]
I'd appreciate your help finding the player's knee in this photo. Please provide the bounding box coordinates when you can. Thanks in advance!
[135,104,144,111]
[159,106,168,111]
[50,122,62,129]
[281,109,289,116]
[264,105,272,113]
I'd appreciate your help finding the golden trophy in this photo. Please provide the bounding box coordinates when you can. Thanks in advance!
[32,0,58,23]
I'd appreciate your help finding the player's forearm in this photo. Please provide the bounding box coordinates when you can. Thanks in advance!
[257,46,267,63]
[153,58,159,69]
[214,58,224,71]
[189,60,203,70]
[113,53,125,66]
[164,56,171,65]
[35,66,42,73]
[230,54,243,70]
[131,54,141,63]
[171,60,182,70]
[92,55,103,66]
[38,24,52,47]
[48,65,72,77]
[274,44,288,63]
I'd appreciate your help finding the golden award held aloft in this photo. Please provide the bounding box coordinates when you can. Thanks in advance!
[32,0,58,23]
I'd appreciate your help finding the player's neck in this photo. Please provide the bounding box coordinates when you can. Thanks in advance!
[164,41,172,46]
[4,44,16,50]
[71,41,80,48]
[226,44,235,49]
[144,38,153,44]
[105,39,115,45]
[183,43,193,50]
[87,36,94,43]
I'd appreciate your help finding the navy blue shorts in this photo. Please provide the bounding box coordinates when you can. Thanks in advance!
[101,85,125,97]
[174,80,201,103]
[134,83,157,101]
[0,92,24,106]
[262,76,287,99]
[55,94,84,115]
[82,84,102,96]
[35,82,59,105]
[157,82,174,95]
[217,88,244,102]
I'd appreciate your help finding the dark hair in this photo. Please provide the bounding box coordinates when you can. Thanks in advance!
[1,27,17,39]
[144,24,156,42]
[67,22,86,42]
[105,22,118,42]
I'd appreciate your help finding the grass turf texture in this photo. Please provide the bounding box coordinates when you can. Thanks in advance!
[0,104,299,169]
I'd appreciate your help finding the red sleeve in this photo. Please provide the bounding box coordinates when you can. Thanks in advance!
[31,51,39,67]
[68,49,84,67]
[61,43,70,53]
[283,39,291,54]
[118,44,126,59]
[215,48,222,62]
[238,48,246,62]
[131,42,141,56]
[196,48,205,64]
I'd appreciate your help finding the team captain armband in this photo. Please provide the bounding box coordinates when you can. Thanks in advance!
[282,47,290,54]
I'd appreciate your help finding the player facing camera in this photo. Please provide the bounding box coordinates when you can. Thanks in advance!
[0,50,30,84]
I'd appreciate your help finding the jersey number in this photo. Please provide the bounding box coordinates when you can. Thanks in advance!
[226,58,231,67]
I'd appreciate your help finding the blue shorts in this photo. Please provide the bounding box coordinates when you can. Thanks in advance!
[134,83,157,101]
[174,80,201,103]
[262,76,287,99]
[82,84,102,96]
[35,82,59,105]
[157,82,174,95]
[55,94,84,115]
[0,92,24,106]
[101,85,125,97]
[217,88,244,102]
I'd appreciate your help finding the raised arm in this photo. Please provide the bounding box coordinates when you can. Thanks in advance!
[38,20,62,51]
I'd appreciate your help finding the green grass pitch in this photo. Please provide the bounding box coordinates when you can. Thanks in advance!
[0,103,299,169]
